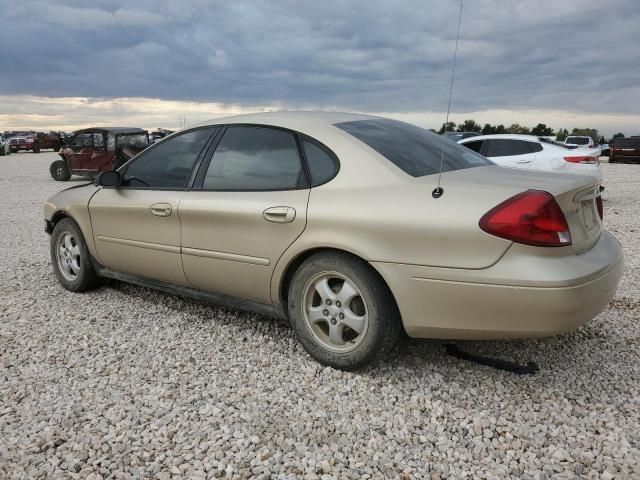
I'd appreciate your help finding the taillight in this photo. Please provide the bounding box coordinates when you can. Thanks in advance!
[564,156,597,164]
[479,190,572,247]
[596,195,603,220]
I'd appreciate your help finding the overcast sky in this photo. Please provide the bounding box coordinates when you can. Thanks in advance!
[1,0,638,135]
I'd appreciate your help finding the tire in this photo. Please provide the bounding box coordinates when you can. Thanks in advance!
[0,148,4,156]
[50,218,100,292]
[33,146,41,153]
[609,157,616,164]
[287,251,402,370]
[50,160,71,181]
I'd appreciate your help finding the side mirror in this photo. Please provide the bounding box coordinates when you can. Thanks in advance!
[96,170,123,187]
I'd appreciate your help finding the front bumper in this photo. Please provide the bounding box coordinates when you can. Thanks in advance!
[373,231,623,339]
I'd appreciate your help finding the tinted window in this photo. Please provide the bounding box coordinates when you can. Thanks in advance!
[335,119,492,177]
[530,142,543,153]
[301,138,338,186]
[484,139,534,157]
[613,137,640,148]
[203,126,303,190]
[565,137,590,145]
[462,140,484,153]
[124,128,214,188]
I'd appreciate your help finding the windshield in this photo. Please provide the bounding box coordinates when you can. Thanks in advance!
[334,119,493,177]
[565,137,590,145]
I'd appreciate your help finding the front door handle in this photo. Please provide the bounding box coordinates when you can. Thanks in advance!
[149,203,172,217]
[263,206,296,223]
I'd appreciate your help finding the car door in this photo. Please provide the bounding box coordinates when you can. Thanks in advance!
[179,125,310,304]
[482,139,537,169]
[88,127,217,285]
[67,132,95,171]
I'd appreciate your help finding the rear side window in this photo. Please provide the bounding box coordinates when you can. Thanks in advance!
[124,127,215,188]
[334,119,492,177]
[484,139,535,157]
[301,138,339,186]
[462,140,484,153]
[203,126,303,190]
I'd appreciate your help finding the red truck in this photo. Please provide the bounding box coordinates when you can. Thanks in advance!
[50,127,149,181]
[9,132,61,153]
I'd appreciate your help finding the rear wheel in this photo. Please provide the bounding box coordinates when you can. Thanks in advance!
[50,160,71,181]
[287,252,402,370]
[0,148,4,156]
[50,218,99,292]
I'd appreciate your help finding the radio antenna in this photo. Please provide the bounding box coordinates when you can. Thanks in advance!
[433,0,463,199]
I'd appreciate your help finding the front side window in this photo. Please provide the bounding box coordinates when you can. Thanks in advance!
[124,128,215,188]
[202,126,303,190]
[334,119,492,177]
[484,139,534,157]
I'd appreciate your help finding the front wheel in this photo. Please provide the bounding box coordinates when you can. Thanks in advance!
[50,218,99,292]
[288,252,402,370]
[50,160,71,181]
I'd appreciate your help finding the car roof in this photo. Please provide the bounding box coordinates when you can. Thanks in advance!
[75,127,147,134]
[458,134,542,143]
[193,111,381,130]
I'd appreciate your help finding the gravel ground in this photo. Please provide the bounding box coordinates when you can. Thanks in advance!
[1,152,639,480]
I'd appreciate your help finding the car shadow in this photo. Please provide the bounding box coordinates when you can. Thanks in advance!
[102,279,637,388]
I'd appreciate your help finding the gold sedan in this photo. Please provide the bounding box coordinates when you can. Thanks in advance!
[44,112,623,370]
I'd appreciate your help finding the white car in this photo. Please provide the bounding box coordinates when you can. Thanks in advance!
[565,136,596,148]
[458,134,601,179]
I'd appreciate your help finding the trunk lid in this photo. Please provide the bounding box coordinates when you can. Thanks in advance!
[440,166,602,253]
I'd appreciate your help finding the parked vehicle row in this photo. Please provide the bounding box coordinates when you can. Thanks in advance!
[43,112,622,369]
[3,131,62,153]
[458,134,602,179]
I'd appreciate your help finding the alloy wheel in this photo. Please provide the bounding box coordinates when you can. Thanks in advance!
[302,271,369,353]
[56,231,81,281]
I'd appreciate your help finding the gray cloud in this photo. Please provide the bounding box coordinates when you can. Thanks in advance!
[0,0,638,115]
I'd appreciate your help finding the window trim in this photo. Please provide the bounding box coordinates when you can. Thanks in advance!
[192,123,312,192]
[113,126,219,192]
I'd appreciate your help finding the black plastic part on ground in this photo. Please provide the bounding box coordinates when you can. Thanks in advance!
[443,343,539,374]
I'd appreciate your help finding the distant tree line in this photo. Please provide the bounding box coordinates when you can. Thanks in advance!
[438,119,626,144]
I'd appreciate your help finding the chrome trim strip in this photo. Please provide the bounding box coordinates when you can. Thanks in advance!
[96,235,180,254]
[182,247,270,266]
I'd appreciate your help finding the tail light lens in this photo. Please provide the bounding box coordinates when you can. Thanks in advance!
[480,190,572,247]
[596,195,603,220]
[564,155,597,164]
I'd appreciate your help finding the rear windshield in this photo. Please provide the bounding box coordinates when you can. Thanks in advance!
[565,137,590,145]
[613,137,640,148]
[334,119,492,177]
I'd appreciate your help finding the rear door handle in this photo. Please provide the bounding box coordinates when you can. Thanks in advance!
[149,203,172,217]
[263,206,296,223]
[516,158,533,164]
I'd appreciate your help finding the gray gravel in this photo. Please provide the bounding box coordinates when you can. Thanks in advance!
[1,152,639,479]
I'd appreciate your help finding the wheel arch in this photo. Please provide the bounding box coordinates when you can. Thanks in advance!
[275,246,402,322]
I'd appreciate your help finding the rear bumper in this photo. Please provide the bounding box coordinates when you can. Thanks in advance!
[373,231,623,339]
